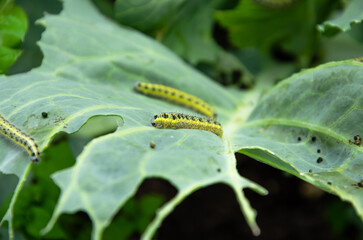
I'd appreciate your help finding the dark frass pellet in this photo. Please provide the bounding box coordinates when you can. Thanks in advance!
[349,135,361,146]
[316,157,323,163]
[354,135,361,146]
[41,112,48,118]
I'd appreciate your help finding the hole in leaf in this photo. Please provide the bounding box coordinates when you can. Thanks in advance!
[58,212,92,239]
[68,115,122,156]
[104,178,176,239]
[159,184,249,239]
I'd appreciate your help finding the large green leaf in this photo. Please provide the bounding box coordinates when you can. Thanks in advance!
[0,0,27,73]
[318,0,363,35]
[0,0,264,239]
[234,62,363,220]
[0,0,362,239]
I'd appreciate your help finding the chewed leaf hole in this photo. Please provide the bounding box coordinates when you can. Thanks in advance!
[103,178,175,239]
[65,115,122,157]
[74,115,122,138]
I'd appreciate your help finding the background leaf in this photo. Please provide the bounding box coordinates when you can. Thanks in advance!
[321,30,363,62]
[214,0,338,65]
[0,0,27,74]
[114,0,254,86]
[318,0,363,36]
[114,0,184,33]
[114,0,222,64]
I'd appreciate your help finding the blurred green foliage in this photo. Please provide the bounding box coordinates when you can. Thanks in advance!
[1,140,75,239]
[318,0,363,36]
[215,0,341,66]
[0,0,27,74]
[103,194,165,240]
[325,200,363,239]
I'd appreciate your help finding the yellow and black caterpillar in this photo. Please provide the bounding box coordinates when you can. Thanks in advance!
[152,112,223,138]
[134,82,217,119]
[0,114,40,162]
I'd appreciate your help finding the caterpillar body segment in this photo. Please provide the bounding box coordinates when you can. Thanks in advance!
[151,112,223,138]
[0,114,40,162]
[134,82,217,119]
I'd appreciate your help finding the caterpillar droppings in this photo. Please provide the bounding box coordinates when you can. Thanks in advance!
[41,112,48,118]
[151,113,223,138]
[134,82,217,119]
[0,114,40,162]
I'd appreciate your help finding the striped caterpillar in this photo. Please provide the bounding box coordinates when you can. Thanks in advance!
[134,82,217,119]
[0,114,40,162]
[151,112,223,138]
